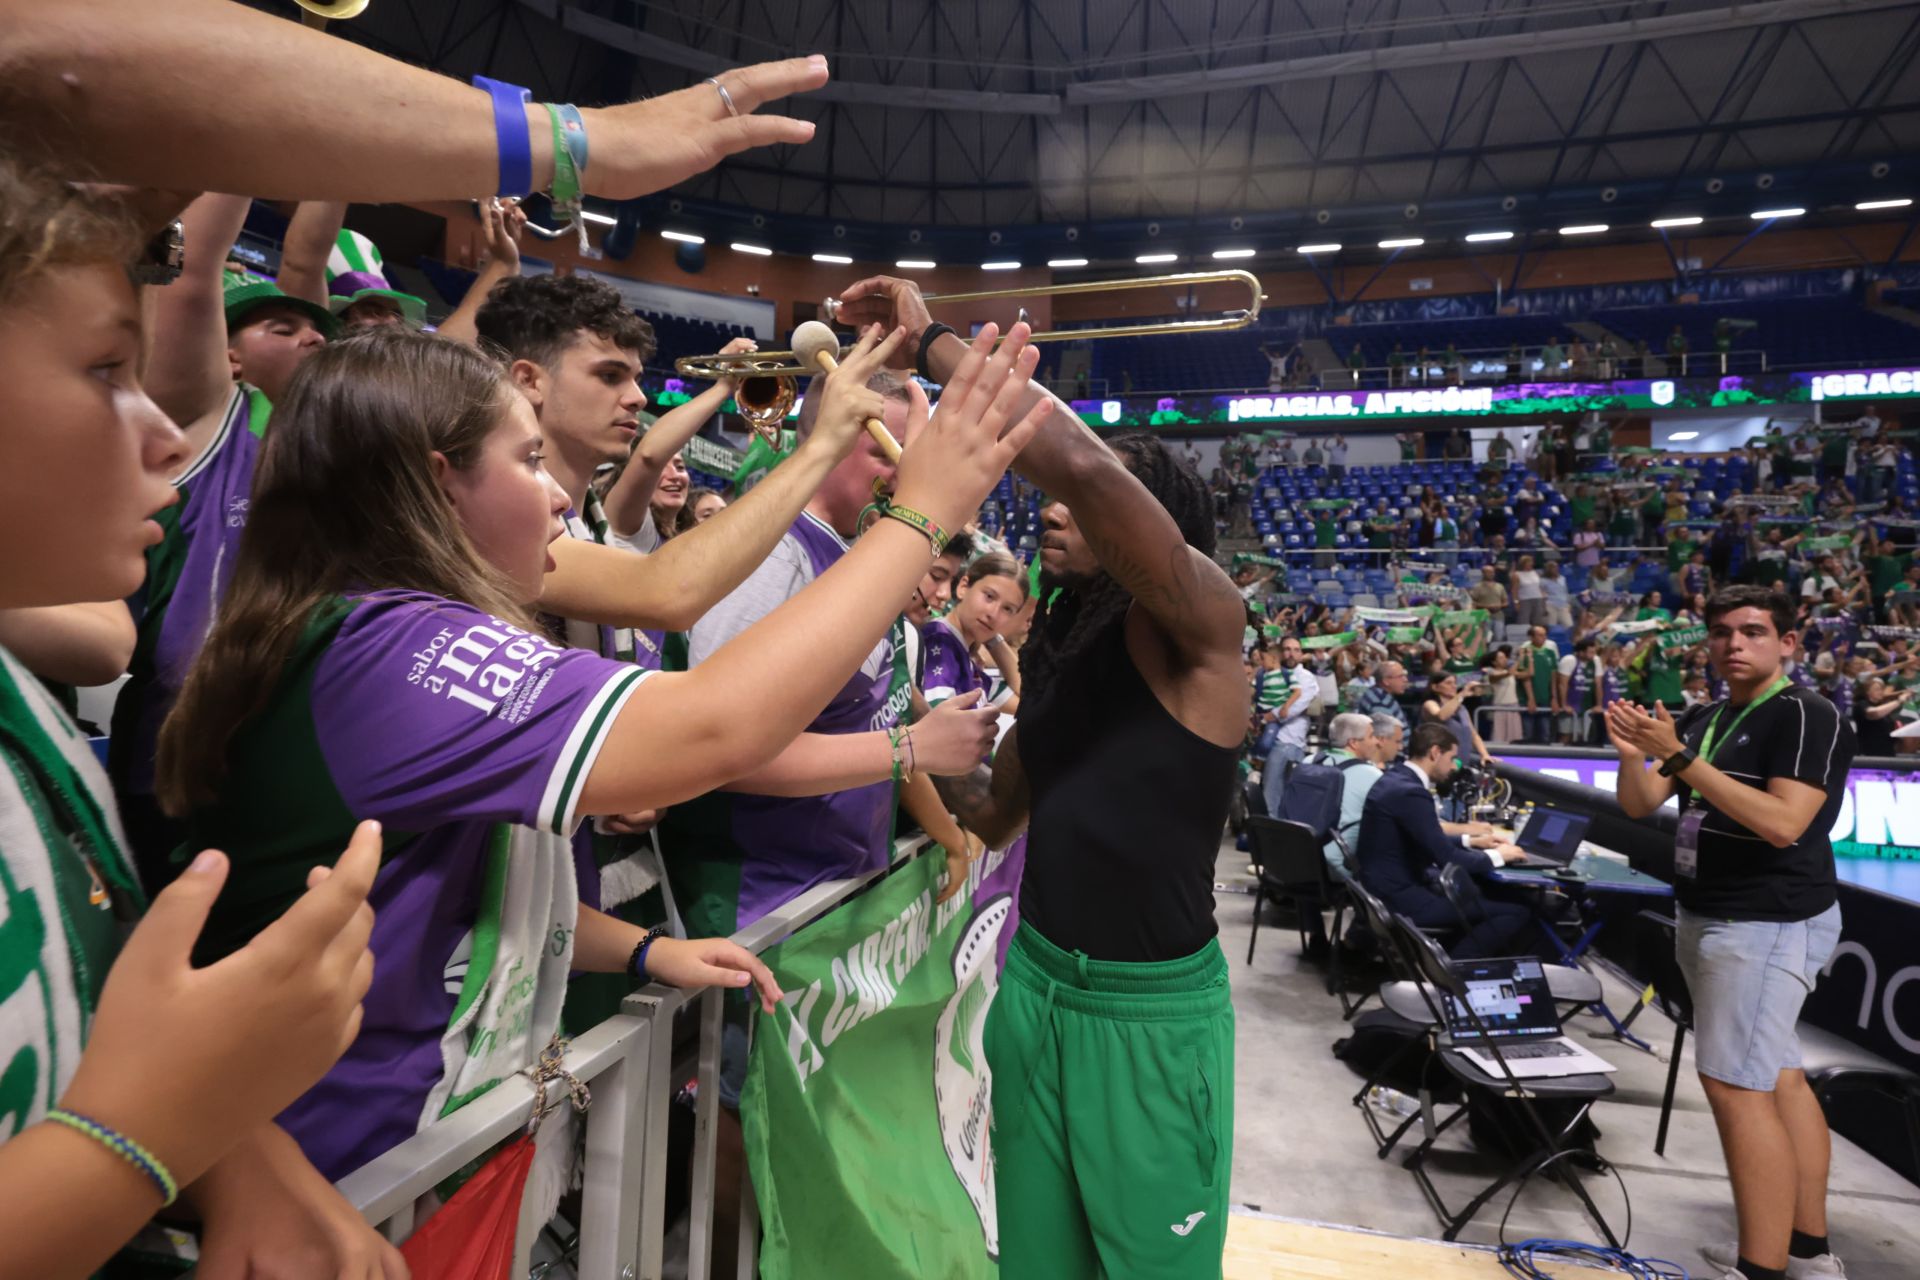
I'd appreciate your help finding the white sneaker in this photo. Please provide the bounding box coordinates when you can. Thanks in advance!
[1699,1241,1846,1278]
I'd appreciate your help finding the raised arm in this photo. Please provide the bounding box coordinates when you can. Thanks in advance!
[143,192,247,450]
[1,2,826,203]
[578,325,1053,816]
[838,279,1244,665]
[272,202,346,309]
[435,198,525,348]
[0,602,135,687]
[602,339,756,538]
[540,378,859,631]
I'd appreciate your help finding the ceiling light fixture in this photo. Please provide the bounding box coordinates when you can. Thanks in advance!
[1464,231,1513,243]
[1047,257,1089,268]
[1750,207,1805,220]
[580,211,618,227]
[1296,243,1341,254]
[895,259,936,270]
[1651,216,1704,228]
[811,253,853,265]
[1856,198,1912,211]
[659,230,704,244]
[1559,224,1609,235]
[981,261,1022,270]
[1377,237,1425,249]
[730,242,773,256]
[1212,248,1258,259]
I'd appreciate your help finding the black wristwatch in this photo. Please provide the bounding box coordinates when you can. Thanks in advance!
[915,322,958,384]
[1658,745,1698,778]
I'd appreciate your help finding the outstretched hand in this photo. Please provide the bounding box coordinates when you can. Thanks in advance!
[590,57,831,201]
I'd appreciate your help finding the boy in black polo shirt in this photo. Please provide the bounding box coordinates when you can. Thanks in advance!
[1608,586,1852,1280]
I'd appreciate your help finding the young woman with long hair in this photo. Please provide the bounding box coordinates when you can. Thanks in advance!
[154,321,1048,1179]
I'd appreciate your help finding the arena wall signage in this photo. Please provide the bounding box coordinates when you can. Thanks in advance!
[1804,368,1920,402]
[1498,755,1920,860]
[1064,364,1920,428]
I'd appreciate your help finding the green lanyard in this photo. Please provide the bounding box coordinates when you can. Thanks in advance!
[1691,675,1790,798]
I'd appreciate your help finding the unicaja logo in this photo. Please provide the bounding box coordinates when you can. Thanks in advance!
[1651,380,1675,406]
[934,893,1013,1258]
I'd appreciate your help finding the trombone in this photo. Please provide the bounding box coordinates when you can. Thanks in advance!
[676,269,1265,448]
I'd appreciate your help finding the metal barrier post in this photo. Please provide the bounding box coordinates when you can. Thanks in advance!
[684,986,726,1280]
[622,989,685,1280]
[335,1013,651,1269]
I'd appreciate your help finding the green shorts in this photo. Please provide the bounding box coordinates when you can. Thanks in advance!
[985,922,1234,1280]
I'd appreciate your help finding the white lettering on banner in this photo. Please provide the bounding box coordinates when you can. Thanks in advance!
[1828,777,1920,847]
[1225,387,1494,422]
[1809,368,1920,401]
[781,845,1011,1089]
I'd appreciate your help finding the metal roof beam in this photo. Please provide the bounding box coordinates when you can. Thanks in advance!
[1062,0,1913,107]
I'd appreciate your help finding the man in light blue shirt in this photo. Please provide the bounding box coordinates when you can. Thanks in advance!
[1318,713,1386,875]
[1260,636,1322,817]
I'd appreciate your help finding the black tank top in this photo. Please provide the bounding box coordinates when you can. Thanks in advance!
[1016,613,1239,962]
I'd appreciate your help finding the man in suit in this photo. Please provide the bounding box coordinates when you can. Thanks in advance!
[1355,722,1540,959]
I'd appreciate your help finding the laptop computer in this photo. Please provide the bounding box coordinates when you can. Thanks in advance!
[1440,956,1617,1078]
[1503,806,1592,867]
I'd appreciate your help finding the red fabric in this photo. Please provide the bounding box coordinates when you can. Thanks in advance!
[398,1135,537,1279]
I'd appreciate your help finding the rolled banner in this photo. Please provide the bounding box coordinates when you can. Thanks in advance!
[1607,618,1667,636]
[1353,605,1432,626]
[1657,624,1707,653]
[1300,630,1358,650]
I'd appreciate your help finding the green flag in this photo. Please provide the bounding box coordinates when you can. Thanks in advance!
[1300,630,1356,650]
[742,848,1026,1280]
[1658,624,1706,654]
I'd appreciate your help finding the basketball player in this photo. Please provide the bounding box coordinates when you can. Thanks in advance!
[840,277,1249,1280]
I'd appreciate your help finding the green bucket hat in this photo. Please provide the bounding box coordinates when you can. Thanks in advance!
[222,272,338,338]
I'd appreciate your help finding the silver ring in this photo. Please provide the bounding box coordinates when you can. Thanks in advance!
[704,76,740,118]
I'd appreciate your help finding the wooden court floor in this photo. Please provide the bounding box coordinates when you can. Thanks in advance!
[1225,1212,1577,1279]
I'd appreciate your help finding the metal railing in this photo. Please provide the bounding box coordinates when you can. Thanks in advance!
[332,837,927,1280]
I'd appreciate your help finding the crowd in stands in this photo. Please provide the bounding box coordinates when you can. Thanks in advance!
[1222,415,1920,771]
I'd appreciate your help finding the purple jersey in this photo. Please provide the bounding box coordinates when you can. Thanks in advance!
[112,387,262,796]
[660,513,909,934]
[919,619,988,705]
[185,590,650,1179]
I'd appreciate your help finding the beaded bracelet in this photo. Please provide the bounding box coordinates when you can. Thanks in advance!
[46,1108,177,1206]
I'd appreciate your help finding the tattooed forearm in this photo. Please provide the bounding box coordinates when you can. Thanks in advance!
[932,765,997,831]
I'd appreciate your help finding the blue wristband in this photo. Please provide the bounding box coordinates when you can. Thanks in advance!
[472,75,534,197]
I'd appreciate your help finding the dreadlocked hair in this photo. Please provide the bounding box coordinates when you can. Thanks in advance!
[1020,432,1216,709]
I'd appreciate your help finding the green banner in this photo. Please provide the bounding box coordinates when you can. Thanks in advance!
[743,850,1023,1280]
[1658,624,1707,653]
[1300,630,1357,650]
[1434,608,1491,658]
[1303,498,1349,511]
[1803,535,1853,554]
[1382,626,1428,644]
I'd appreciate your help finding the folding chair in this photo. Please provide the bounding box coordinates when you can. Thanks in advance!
[1390,917,1621,1245]
[1245,817,1337,966]
[1437,864,1605,1014]
[1635,910,1694,1157]
[1337,878,1460,1157]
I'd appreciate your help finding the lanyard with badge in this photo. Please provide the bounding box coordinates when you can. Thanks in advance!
[1673,675,1790,878]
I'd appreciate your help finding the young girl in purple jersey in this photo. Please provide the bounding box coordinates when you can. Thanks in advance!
[920,551,1029,708]
[156,322,1050,1180]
